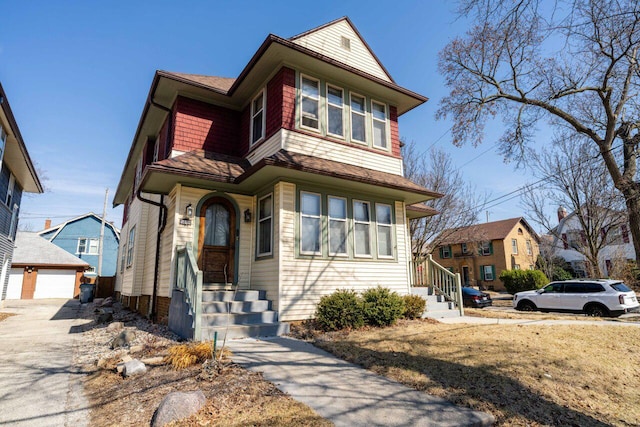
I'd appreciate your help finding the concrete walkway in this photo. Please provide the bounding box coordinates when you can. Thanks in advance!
[0,299,90,426]
[228,337,494,427]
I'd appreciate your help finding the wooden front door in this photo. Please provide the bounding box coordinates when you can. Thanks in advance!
[198,198,236,284]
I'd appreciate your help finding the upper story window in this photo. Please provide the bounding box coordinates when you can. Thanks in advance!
[251,90,266,144]
[371,100,388,149]
[511,238,518,254]
[6,173,15,207]
[0,126,6,173]
[526,239,532,255]
[301,76,320,130]
[77,238,99,255]
[134,157,142,189]
[257,194,273,257]
[126,226,136,267]
[350,93,366,143]
[480,241,492,256]
[440,245,452,259]
[327,86,344,137]
[461,243,468,253]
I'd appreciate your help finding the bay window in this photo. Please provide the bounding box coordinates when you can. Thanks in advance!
[301,192,321,254]
[376,203,393,257]
[350,93,366,142]
[301,76,320,130]
[371,100,387,149]
[353,200,371,256]
[328,196,347,255]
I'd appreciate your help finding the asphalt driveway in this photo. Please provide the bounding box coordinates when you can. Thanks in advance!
[0,299,90,426]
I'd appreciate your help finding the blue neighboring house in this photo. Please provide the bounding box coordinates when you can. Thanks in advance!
[39,213,120,278]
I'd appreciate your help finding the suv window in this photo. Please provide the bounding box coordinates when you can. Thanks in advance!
[583,283,605,293]
[564,283,586,293]
[543,283,564,293]
[611,282,632,292]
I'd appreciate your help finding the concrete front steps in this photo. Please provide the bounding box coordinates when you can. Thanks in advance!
[200,286,289,341]
[412,287,462,319]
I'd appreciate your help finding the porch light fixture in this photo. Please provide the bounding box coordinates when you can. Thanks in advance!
[185,203,193,217]
[244,209,252,223]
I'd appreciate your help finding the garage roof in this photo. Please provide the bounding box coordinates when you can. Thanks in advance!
[12,232,89,267]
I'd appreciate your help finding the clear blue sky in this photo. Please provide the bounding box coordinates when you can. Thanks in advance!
[1,0,534,231]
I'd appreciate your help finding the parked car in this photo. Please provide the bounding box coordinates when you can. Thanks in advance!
[462,286,493,308]
[513,279,640,317]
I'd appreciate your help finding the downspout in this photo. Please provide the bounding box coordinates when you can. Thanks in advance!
[139,97,172,321]
[136,189,167,321]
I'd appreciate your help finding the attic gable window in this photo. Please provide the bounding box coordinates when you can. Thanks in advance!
[301,76,320,130]
[251,89,266,144]
[341,36,351,51]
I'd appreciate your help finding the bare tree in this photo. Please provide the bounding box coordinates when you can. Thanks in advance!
[403,142,485,255]
[521,137,627,277]
[439,0,640,265]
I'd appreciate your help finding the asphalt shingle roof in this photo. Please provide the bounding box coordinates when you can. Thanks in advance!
[12,232,89,267]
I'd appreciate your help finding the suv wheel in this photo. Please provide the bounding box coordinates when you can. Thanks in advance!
[517,300,536,312]
[584,303,609,317]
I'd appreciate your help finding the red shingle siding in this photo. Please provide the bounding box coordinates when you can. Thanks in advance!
[239,106,250,156]
[390,106,401,157]
[172,96,241,156]
[266,72,283,139]
[281,67,296,130]
[265,67,296,139]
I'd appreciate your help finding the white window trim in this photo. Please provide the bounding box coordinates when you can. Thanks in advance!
[526,239,532,255]
[300,192,322,255]
[328,196,348,256]
[353,199,372,257]
[257,194,273,257]
[77,238,100,255]
[375,203,394,258]
[511,238,518,254]
[126,226,136,267]
[300,75,321,132]
[483,265,494,281]
[349,92,367,144]
[371,99,389,150]
[250,89,266,145]
[0,126,6,173]
[8,204,18,241]
[481,241,491,256]
[6,173,15,207]
[326,84,345,139]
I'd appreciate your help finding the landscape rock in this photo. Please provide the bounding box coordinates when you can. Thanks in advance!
[111,330,136,349]
[96,311,113,324]
[129,344,144,353]
[140,356,166,366]
[93,298,105,306]
[101,297,114,307]
[116,355,134,373]
[106,321,124,332]
[122,359,146,377]
[151,390,206,427]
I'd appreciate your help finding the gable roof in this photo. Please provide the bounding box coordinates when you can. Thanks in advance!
[438,217,539,246]
[12,232,89,267]
[0,82,43,194]
[38,212,121,241]
[290,17,394,83]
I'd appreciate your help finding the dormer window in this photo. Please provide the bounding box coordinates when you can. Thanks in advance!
[251,89,266,144]
[301,76,320,130]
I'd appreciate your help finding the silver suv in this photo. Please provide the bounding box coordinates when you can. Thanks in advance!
[513,279,640,317]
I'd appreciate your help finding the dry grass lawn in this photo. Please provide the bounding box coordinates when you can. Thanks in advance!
[308,320,640,426]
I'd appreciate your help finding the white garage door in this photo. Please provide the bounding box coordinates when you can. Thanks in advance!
[34,269,76,299]
[6,268,24,300]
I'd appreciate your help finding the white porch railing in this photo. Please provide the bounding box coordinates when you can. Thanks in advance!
[175,244,203,339]
[411,254,464,316]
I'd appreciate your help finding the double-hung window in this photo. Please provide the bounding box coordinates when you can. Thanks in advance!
[300,192,321,254]
[0,126,6,173]
[353,200,371,256]
[371,101,387,149]
[126,226,136,267]
[350,94,366,143]
[328,196,347,256]
[77,238,99,255]
[526,239,532,255]
[301,77,320,130]
[376,203,393,257]
[511,238,518,254]
[251,90,265,144]
[6,173,15,207]
[482,265,495,281]
[327,86,344,137]
[257,194,273,256]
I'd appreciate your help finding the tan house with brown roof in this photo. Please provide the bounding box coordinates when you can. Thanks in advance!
[113,18,442,340]
[433,218,540,291]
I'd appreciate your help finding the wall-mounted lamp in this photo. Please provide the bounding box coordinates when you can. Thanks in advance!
[244,209,252,223]
[185,203,193,217]
[26,266,33,273]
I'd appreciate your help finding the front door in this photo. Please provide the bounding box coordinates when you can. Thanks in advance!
[198,198,236,284]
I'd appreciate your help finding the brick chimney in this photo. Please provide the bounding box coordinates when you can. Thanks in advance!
[44,219,51,229]
[557,206,567,222]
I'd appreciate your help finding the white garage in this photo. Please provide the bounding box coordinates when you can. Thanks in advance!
[6,268,24,300]
[33,269,77,299]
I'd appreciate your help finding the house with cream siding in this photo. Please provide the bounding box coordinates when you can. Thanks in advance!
[113,17,441,339]
[433,218,540,291]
